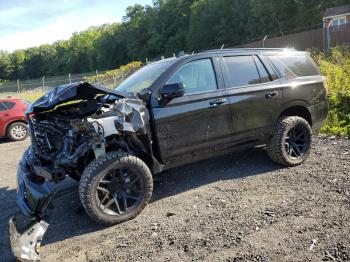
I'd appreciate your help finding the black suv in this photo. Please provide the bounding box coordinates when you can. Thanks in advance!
[10,48,328,260]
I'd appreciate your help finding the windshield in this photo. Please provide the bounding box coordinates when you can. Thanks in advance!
[115,60,174,94]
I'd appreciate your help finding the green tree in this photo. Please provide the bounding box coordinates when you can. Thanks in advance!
[0,51,13,80]
[10,50,25,79]
[1,0,350,81]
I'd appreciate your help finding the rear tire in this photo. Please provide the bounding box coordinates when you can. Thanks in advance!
[7,122,28,141]
[267,116,312,167]
[79,151,153,225]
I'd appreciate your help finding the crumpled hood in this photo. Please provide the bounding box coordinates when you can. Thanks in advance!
[27,82,131,114]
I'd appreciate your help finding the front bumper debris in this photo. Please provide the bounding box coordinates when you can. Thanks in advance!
[9,217,49,261]
[11,147,53,260]
[17,147,53,216]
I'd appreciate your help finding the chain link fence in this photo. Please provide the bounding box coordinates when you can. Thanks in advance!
[0,55,170,100]
[93,73,126,89]
[0,71,109,93]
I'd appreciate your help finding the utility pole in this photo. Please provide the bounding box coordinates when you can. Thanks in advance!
[326,20,333,50]
[17,79,21,93]
[68,73,71,84]
[42,76,45,88]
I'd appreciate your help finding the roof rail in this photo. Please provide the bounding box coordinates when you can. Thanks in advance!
[176,51,188,58]
[200,48,296,53]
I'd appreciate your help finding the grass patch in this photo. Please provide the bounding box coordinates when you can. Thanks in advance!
[0,90,45,103]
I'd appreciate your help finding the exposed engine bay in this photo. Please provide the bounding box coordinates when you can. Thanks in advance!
[10,82,154,261]
[28,96,149,184]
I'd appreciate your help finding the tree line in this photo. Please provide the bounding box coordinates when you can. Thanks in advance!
[1,0,349,81]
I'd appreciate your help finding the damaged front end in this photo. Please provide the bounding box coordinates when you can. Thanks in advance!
[10,82,153,260]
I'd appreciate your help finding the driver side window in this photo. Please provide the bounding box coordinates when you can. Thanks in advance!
[167,59,218,94]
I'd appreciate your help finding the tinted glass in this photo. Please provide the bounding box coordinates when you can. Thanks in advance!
[0,103,6,111]
[168,59,217,94]
[115,60,174,94]
[223,56,260,87]
[3,102,15,109]
[253,56,271,83]
[271,54,319,77]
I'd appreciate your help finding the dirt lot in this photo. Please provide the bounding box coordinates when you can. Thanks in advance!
[0,137,349,262]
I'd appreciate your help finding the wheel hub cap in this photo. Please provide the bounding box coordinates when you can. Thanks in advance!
[96,168,143,216]
[11,125,27,139]
[285,125,309,160]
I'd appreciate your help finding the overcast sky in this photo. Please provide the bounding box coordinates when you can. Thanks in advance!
[0,0,153,52]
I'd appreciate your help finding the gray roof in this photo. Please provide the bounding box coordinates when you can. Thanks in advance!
[324,4,350,18]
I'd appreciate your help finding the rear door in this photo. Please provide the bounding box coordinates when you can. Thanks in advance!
[221,54,282,142]
[151,57,232,166]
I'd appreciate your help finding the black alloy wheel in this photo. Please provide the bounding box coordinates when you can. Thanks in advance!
[79,151,153,225]
[284,124,310,160]
[267,116,312,167]
[96,167,144,216]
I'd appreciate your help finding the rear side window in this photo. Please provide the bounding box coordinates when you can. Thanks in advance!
[253,56,271,83]
[223,56,261,87]
[269,54,320,78]
[3,102,15,109]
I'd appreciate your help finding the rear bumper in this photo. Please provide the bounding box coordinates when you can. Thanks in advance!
[312,120,326,134]
[309,100,328,132]
[17,147,53,217]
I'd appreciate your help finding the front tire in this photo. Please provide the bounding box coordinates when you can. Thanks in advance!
[7,122,28,141]
[267,116,312,167]
[79,151,153,225]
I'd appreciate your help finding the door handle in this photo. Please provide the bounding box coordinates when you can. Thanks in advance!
[209,98,226,107]
[265,91,278,99]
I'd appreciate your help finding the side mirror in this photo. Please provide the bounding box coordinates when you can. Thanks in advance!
[160,83,185,103]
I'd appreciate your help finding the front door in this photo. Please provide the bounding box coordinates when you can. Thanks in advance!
[152,58,232,167]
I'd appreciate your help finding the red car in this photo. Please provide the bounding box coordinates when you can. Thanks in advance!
[0,98,29,141]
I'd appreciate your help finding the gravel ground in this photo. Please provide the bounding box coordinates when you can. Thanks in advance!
[0,137,349,262]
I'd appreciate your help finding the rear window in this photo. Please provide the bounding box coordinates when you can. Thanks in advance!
[3,102,15,109]
[269,54,320,78]
[0,103,6,111]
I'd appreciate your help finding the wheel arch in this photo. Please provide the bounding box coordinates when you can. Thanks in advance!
[279,105,312,126]
[5,119,28,134]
